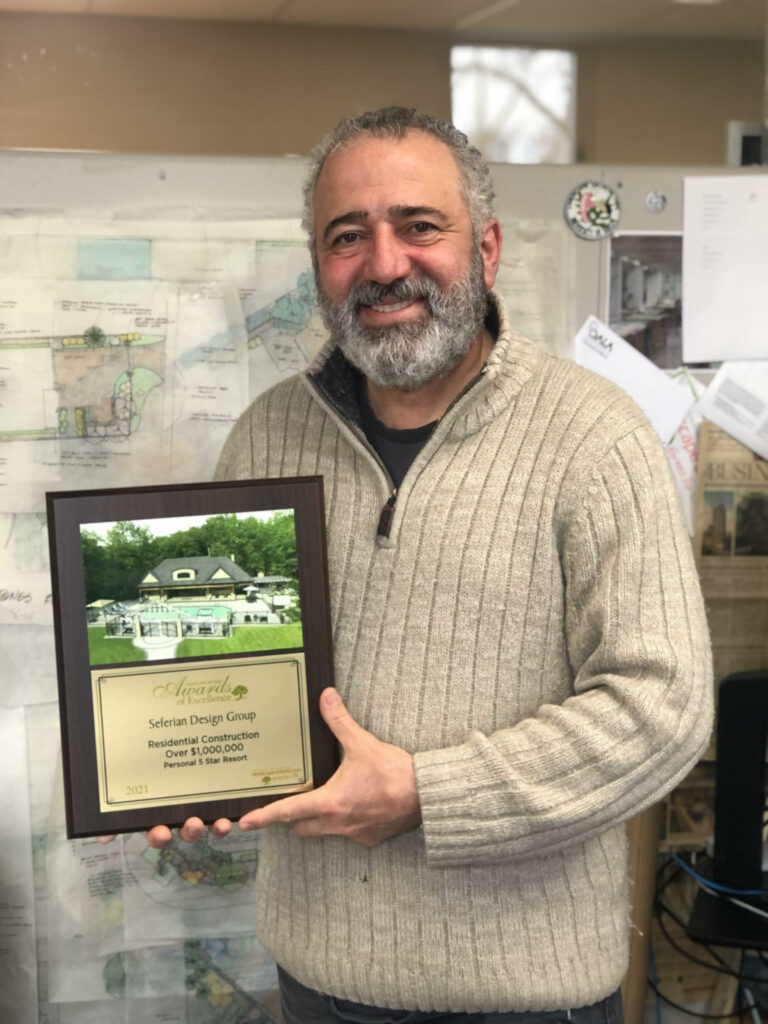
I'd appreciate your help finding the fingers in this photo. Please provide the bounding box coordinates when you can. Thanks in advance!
[239,791,320,831]
[319,687,365,746]
[178,817,206,843]
[96,834,117,844]
[146,816,212,849]
[147,824,173,849]
[210,818,232,838]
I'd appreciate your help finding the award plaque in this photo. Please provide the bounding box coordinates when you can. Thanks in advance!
[46,476,337,839]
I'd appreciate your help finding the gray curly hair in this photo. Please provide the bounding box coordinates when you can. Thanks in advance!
[302,107,496,258]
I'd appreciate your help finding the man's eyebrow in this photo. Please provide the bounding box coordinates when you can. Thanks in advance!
[322,211,368,241]
[389,205,445,220]
[322,205,448,242]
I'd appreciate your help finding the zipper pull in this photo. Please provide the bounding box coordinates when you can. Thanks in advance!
[377,492,397,538]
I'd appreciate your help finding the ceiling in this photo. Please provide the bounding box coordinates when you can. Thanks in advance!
[0,0,764,44]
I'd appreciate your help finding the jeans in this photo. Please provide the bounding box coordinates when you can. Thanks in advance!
[277,966,623,1024]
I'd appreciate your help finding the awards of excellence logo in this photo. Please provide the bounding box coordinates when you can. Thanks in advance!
[152,675,249,706]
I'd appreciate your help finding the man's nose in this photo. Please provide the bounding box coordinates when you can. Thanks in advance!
[364,227,411,284]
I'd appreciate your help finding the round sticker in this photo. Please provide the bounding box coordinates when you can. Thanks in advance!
[645,190,667,214]
[564,181,621,240]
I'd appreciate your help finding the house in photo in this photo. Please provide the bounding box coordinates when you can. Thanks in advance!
[105,603,234,639]
[94,556,293,642]
[138,556,252,602]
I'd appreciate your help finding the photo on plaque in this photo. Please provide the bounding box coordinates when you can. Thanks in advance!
[81,510,302,665]
[47,476,337,839]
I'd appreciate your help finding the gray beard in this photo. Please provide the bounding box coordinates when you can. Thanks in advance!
[318,252,488,392]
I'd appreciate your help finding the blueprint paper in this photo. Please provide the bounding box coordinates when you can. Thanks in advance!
[151,237,256,282]
[0,514,54,627]
[0,215,305,242]
[0,624,58,706]
[0,706,38,1024]
[0,278,255,509]
[0,215,316,1021]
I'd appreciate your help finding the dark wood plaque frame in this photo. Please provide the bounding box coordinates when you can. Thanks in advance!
[46,476,337,839]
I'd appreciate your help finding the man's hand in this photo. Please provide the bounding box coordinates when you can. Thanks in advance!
[145,816,232,849]
[99,816,231,849]
[144,687,420,850]
[238,687,421,847]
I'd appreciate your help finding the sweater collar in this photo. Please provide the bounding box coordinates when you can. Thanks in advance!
[305,291,540,439]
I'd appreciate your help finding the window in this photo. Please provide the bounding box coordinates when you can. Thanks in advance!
[451,46,577,164]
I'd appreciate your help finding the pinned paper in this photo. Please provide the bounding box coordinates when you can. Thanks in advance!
[683,176,768,362]
[696,362,768,461]
[574,316,695,444]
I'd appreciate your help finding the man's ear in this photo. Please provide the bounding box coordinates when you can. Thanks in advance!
[479,218,502,291]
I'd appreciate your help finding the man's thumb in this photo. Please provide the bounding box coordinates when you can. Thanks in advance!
[319,687,362,746]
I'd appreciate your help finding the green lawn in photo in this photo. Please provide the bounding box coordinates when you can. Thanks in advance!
[87,627,148,664]
[176,623,303,658]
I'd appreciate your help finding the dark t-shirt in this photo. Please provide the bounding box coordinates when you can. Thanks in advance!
[353,302,499,488]
[356,376,436,489]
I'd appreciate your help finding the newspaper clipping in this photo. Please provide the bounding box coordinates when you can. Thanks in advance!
[694,420,768,687]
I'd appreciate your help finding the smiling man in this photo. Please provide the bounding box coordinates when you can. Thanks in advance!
[149,108,712,1023]
[311,128,497,409]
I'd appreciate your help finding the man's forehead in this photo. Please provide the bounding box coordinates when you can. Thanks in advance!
[313,131,466,220]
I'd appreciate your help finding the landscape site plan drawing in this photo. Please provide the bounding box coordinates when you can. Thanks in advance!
[0,216,321,1023]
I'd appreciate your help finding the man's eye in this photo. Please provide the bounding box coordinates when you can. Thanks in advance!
[333,232,360,246]
[410,222,436,235]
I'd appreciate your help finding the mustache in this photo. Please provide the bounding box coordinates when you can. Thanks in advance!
[346,276,442,308]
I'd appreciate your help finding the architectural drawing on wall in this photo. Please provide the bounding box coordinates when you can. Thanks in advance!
[244,269,320,376]
[0,512,52,627]
[137,834,260,906]
[0,215,319,1023]
[0,328,164,443]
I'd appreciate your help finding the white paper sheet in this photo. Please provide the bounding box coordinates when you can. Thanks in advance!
[0,706,38,1024]
[695,361,768,460]
[0,625,58,707]
[682,176,768,362]
[574,316,694,443]
[0,514,54,627]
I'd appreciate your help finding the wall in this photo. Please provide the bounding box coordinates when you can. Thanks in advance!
[0,12,452,155]
[576,38,764,164]
[0,12,764,162]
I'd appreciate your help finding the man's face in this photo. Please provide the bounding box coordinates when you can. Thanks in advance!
[312,131,500,391]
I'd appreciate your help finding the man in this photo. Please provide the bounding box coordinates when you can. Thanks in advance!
[149,107,713,1022]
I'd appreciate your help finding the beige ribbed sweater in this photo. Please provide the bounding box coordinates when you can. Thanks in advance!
[215,293,713,1013]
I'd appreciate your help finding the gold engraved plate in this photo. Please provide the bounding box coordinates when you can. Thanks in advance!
[92,653,312,812]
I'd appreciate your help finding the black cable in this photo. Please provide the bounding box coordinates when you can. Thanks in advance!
[652,863,768,1024]
[655,896,768,984]
[653,851,768,991]
[656,851,685,892]
[654,858,732,973]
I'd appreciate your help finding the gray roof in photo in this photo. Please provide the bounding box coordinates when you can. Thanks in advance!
[140,556,252,586]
